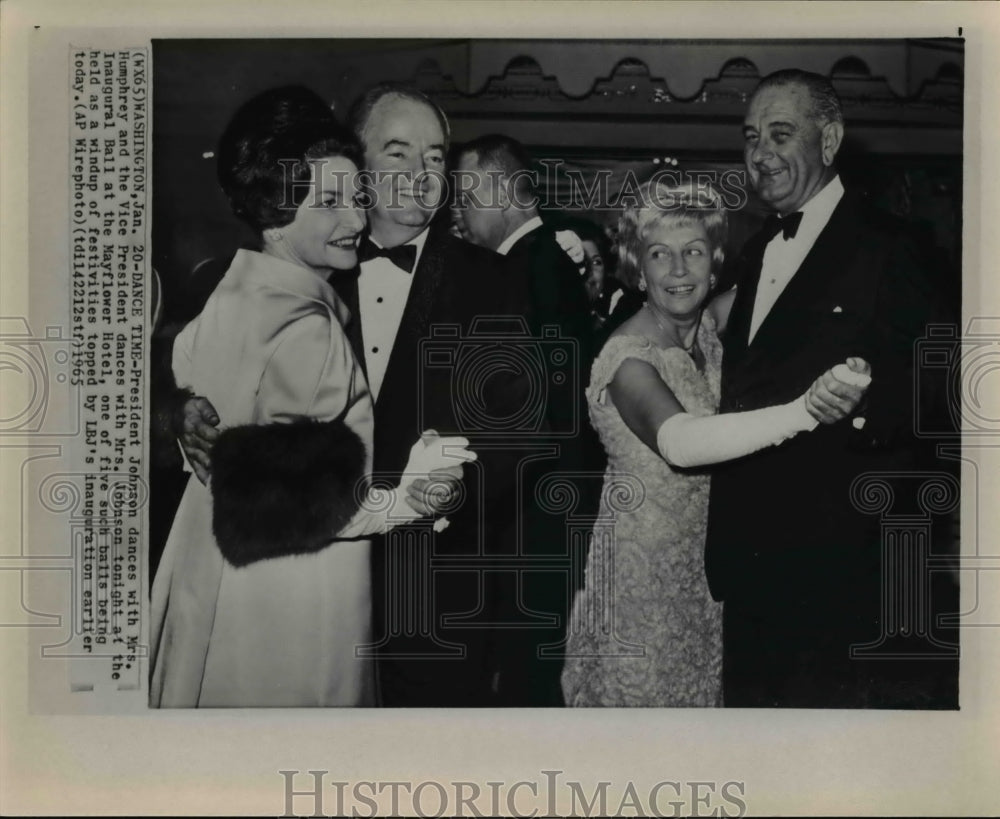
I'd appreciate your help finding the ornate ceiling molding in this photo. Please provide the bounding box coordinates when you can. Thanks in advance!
[328,40,963,122]
[459,39,962,99]
[411,46,961,126]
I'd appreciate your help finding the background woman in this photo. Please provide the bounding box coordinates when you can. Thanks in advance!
[150,86,470,707]
[566,217,644,343]
[561,181,870,706]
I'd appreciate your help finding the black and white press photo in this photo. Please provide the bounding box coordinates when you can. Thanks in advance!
[147,37,962,710]
[7,4,1000,815]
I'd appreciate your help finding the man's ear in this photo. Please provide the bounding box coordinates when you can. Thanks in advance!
[821,121,844,167]
[497,175,512,210]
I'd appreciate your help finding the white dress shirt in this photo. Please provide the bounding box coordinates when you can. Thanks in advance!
[496,215,543,257]
[749,175,844,342]
[357,228,429,401]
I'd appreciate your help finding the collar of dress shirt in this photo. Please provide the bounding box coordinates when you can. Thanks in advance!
[783,174,844,248]
[496,215,543,257]
[366,225,430,272]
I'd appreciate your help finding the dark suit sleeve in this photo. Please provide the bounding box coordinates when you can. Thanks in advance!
[506,231,595,445]
[526,236,594,367]
[852,221,942,451]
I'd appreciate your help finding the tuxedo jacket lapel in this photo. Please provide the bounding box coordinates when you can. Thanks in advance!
[374,228,446,411]
[329,268,366,377]
[737,197,858,367]
[722,231,768,362]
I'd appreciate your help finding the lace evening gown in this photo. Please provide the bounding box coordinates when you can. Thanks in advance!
[561,311,724,706]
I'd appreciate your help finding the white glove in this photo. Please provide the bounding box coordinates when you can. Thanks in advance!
[655,358,871,468]
[554,229,585,268]
[832,359,872,429]
[656,397,816,468]
[397,430,476,499]
[335,431,476,538]
[832,362,872,387]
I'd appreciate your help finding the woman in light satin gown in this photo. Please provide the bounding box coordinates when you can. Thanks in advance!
[150,86,467,707]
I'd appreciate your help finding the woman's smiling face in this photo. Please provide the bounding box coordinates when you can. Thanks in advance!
[279,155,366,273]
[640,220,713,321]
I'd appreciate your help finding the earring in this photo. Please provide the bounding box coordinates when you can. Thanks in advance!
[264,227,283,243]
[638,278,647,293]
[710,274,717,289]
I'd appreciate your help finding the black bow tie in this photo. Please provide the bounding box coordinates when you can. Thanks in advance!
[357,236,417,274]
[760,211,803,243]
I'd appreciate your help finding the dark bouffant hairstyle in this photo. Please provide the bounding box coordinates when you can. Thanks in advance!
[216,85,362,234]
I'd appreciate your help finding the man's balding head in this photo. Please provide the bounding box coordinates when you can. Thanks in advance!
[348,84,450,245]
[452,133,539,251]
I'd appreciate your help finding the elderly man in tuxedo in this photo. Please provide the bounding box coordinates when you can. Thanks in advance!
[705,69,947,708]
[177,85,534,706]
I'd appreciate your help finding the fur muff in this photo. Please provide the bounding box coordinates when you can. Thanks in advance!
[211,418,368,567]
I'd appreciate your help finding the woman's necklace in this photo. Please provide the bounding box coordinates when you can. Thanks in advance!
[645,303,699,354]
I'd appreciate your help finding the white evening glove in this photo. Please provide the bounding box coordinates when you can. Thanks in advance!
[655,359,872,468]
[831,361,872,430]
[656,396,817,468]
[831,362,872,388]
[336,431,476,537]
[554,229,585,269]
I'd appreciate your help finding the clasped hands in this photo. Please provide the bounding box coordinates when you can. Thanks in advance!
[176,397,473,519]
[396,431,476,519]
[805,357,872,426]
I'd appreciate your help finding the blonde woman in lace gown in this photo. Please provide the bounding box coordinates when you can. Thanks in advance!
[561,182,871,707]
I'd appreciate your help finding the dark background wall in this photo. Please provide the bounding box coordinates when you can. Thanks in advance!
[152,38,963,324]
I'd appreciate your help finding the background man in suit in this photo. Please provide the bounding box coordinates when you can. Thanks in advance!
[705,69,950,707]
[452,134,594,365]
[451,134,603,704]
